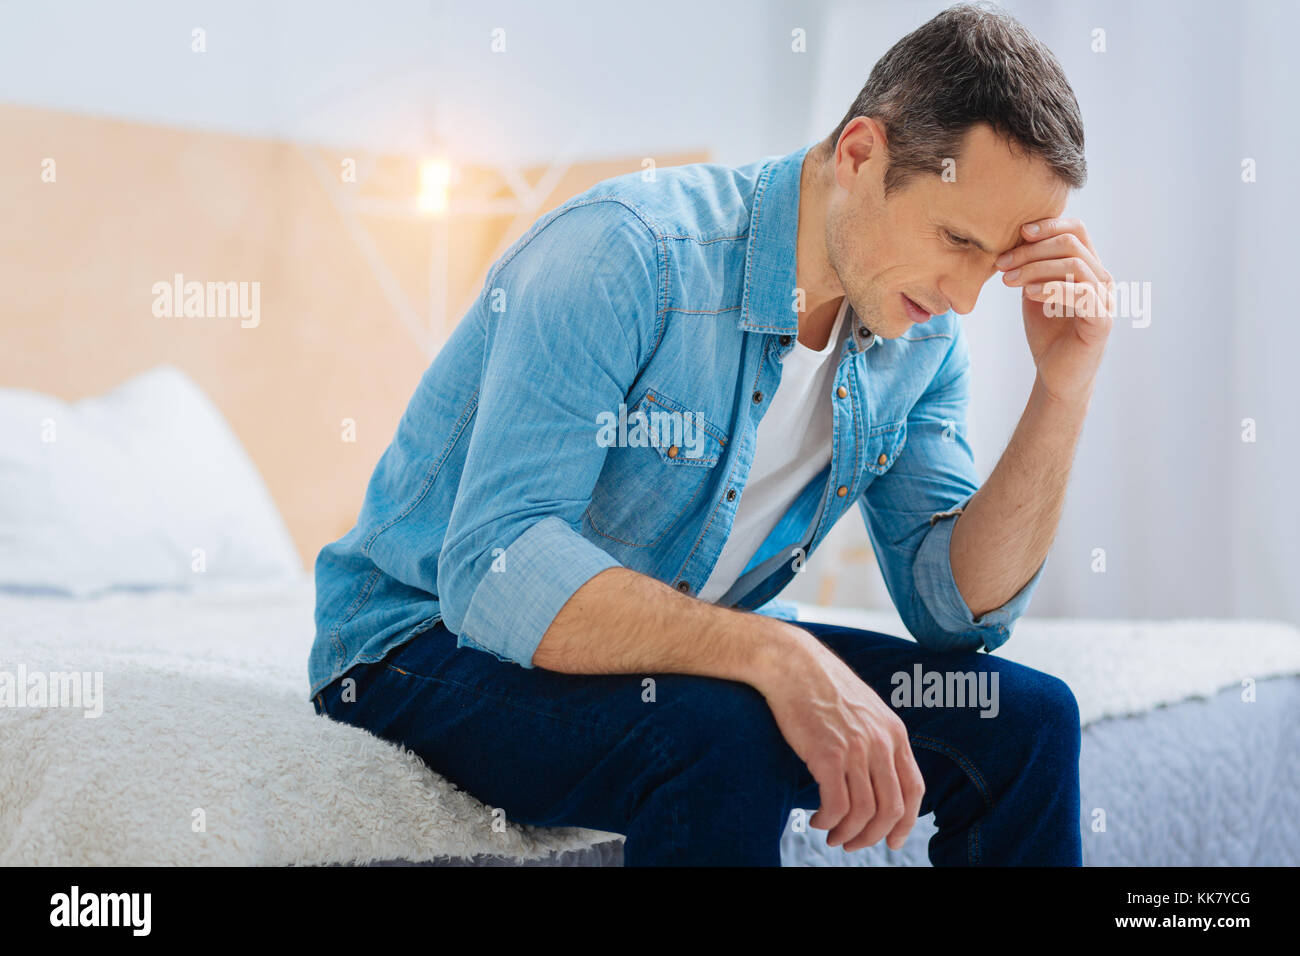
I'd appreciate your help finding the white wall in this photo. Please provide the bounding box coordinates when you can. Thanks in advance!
[0,0,823,164]
[3,0,1295,624]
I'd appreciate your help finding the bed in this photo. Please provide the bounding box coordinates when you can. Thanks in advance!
[4,580,1299,866]
[3,367,1298,866]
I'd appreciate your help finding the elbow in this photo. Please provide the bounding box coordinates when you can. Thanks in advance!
[434,530,481,637]
[906,614,990,655]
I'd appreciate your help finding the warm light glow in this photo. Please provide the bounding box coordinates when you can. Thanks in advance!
[418,158,453,215]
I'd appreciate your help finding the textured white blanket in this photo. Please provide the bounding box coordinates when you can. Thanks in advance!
[0,581,614,866]
[2,583,1298,865]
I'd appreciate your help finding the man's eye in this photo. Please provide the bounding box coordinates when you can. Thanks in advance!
[943,230,969,247]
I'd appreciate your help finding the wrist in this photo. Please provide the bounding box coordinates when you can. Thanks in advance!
[744,616,822,695]
[1030,373,1093,419]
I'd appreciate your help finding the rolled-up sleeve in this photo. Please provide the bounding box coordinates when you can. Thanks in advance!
[911,492,1047,652]
[436,202,657,666]
[859,318,1045,654]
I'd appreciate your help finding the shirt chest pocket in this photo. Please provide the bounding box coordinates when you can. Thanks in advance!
[584,389,727,549]
[865,421,907,477]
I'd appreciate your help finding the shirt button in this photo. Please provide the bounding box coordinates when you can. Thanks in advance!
[877,453,888,466]
[836,485,848,497]
[752,390,763,403]
[857,327,870,338]
[676,580,691,593]
[779,335,791,346]
[667,445,679,458]
[836,386,848,399]
[726,488,737,501]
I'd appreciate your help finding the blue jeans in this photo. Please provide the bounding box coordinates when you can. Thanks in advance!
[313,619,1082,866]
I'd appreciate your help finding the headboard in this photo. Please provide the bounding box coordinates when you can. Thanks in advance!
[0,101,706,568]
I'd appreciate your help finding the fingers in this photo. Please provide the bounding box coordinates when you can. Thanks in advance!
[1021,216,1097,258]
[1004,249,1113,327]
[811,730,903,851]
[822,720,924,855]
[886,744,925,851]
[1003,254,1100,292]
[826,755,876,848]
[842,740,904,851]
[808,761,851,834]
[1027,282,1115,337]
[997,221,1112,288]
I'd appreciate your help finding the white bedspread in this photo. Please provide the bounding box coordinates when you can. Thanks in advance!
[0,581,614,866]
[2,584,1298,865]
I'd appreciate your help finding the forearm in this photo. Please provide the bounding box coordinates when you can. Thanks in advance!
[537,557,925,852]
[948,374,1090,617]
[533,566,811,690]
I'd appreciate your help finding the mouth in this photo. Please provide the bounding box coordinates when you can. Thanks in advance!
[901,294,933,324]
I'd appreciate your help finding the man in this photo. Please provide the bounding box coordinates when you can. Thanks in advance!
[308,2,1112,866]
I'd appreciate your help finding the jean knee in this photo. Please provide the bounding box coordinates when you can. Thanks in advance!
[993,663,1081,767]
[1032,672,1081,742]
[647,676,804,794]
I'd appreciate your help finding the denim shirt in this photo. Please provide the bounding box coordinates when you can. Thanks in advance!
[307,141,1046,698]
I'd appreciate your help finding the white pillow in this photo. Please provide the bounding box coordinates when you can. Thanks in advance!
[0,365,303,596]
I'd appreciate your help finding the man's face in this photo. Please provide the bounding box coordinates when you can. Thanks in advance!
[826,120,1070,338]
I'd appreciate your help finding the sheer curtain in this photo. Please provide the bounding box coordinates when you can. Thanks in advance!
[787,0,1300,626]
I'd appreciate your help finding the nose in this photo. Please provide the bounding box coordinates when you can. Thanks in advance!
[940,261,997,316]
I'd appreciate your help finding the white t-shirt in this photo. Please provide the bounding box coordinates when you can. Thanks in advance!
[698,298,852,603]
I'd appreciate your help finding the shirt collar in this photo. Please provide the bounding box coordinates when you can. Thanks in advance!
[738,143,809,336]
[738,142,881,351]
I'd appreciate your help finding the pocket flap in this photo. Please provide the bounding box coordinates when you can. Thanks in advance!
[633,389,727,467]
[866,421,907,475]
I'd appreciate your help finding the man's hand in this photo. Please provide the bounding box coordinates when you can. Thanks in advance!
[754,623,925,852]
[539,570,925,853]
[996,217,1114,407]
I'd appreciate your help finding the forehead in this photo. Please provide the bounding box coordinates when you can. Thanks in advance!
[921,124,1069,254]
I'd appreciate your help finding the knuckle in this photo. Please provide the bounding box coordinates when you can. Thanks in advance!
[880,795,905,820]
[856,784,877,814]
[843,806,871,832]
[903,774,925,802]
[817,740,849,767]
[819,796,847,819]
[810,759,842,787]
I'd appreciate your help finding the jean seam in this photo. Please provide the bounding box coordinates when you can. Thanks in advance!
[910,732,991,866]
[968,824,981,865]
[632,720,689,863]
[909,733,993,808]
